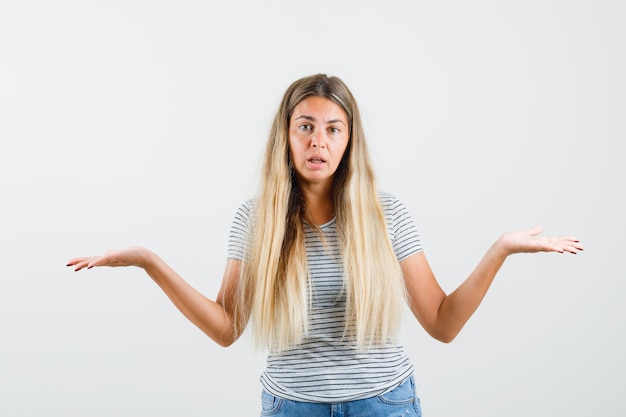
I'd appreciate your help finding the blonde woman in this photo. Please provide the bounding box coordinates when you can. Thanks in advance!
[67,74,583,416]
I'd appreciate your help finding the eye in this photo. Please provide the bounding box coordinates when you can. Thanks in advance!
[299,124,312,131]
[328,127,340,134]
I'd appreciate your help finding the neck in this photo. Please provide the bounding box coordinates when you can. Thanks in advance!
[299,182,335,226]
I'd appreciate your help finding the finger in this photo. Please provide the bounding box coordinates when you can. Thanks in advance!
[68,256,105,271]
[562,242,584,254]
[541,244,564,254]
[87,256,108,268]
[526,225,543,237]
[66,257,89,267]
[563,236,580,242]
[555,236,584,250]
[72,259,93,271]
[546,240,583,254]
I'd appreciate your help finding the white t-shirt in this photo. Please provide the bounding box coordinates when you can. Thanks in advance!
[227,193,423,402]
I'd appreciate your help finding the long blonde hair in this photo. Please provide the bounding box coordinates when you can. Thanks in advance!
[235,74,406,352]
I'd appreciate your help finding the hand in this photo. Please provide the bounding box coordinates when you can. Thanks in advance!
[497,226,584,255]
[67,246,152,271]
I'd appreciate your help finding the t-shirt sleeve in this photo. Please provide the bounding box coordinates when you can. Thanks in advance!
[227,200,254,261]
[380,193,423,261]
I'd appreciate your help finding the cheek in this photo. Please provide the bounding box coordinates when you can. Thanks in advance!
[287,136,297,155]
[290,135,309,154]
[336,140,350,160]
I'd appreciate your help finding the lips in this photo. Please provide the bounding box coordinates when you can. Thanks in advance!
[308,158,326,163]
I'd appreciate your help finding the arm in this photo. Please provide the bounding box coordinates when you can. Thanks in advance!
[67,247,244,347]
[401,226,583,343]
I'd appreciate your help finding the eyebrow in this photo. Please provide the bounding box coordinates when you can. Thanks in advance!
[294,115,346,126]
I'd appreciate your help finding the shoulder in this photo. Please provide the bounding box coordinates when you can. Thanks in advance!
[234,198,257,217]
[230,198,258,229]
[378,192,423,257]
[378,191,419,234]
[378,191,407,214]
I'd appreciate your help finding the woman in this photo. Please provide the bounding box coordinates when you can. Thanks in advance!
[67,74,583,416]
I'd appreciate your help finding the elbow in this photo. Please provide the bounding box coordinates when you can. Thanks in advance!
[423,315,465,343]
[428,327,460,344]
[202,326,238,348]
[216,338,236,348]
[434,333,456,344]
[213,331,238,348]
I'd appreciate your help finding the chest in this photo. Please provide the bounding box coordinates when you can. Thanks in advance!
[304,222,345,310]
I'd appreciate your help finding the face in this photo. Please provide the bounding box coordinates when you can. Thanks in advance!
[288,96,350,189]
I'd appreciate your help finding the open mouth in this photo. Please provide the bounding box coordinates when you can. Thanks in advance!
[308,158,326,164]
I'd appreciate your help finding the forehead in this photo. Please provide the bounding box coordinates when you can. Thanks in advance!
[291,96,348,122]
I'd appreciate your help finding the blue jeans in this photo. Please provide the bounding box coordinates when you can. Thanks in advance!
[260,376,422,417]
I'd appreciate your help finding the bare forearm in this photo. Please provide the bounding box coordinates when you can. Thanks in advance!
[403,227,582,343]
[141,250,236,347]
[433,240,508,342]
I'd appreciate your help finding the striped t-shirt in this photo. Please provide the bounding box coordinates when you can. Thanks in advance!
[227,193,422,403]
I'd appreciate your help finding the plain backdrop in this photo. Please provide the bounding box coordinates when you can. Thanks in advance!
[1,1,624,416]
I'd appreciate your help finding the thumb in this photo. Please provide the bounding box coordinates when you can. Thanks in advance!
[525,225,543,237]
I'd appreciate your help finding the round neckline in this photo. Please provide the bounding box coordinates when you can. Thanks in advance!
[305,216,336,229]
[318,216,336,229]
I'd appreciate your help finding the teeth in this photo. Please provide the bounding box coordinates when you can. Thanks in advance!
[310,158,324,163]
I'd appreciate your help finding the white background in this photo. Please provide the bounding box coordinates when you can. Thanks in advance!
[1,1,624,416]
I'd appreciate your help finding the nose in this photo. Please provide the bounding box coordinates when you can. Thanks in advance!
[311,131,325,148]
